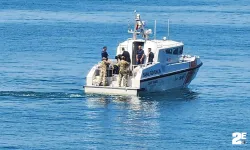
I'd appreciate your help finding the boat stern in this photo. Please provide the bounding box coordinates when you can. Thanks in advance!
[84,85,142,96]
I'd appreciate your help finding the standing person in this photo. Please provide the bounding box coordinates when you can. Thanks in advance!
[101,46,109,60]
[136,45,145,64]
[121,47,131,64]
[98,57,110,86]
[147,48,154,64]
[117,56,129,87]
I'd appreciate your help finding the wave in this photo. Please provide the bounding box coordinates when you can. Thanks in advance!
[0,91,85,98]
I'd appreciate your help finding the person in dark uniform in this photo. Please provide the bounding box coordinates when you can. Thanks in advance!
[147,48,154,64]
[121,47,131,64]
[101,46,109,60]
[113,54,122,74]
[136,45,145,64]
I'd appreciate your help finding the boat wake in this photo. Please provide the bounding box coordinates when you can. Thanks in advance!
[0,91,85,98]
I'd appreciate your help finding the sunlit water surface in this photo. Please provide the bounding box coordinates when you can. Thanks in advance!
[0,0,250,149]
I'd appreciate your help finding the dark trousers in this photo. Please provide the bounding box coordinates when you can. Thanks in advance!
[137,58,144,64]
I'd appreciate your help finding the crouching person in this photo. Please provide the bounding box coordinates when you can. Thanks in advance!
[117,56,129,87]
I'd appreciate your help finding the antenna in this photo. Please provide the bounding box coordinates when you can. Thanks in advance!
[128,21,132,33]
[167,19,170,39]
[154,20,156,40]
[133,10,138,40]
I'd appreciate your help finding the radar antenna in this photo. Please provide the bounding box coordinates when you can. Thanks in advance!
[128,11,152,40]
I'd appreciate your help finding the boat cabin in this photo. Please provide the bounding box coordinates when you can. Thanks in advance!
[116,39,184,67]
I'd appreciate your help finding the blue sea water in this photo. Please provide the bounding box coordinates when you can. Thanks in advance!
[0,0,250,149]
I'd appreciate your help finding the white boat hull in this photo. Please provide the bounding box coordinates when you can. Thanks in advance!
[84,62,202,95]
[140,65,201,92]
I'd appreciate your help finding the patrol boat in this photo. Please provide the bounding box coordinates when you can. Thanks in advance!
[84,12,203,95]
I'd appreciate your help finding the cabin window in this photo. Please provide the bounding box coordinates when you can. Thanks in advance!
[165,49,172,54]
[165,47,183,55]
[179,46,183,55]
[173,48,178,55]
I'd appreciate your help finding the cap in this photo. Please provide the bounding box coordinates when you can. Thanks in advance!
[103,46,107,49]
[122,47,125,50]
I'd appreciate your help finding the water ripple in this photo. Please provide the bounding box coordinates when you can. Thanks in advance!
[0,91,85,98]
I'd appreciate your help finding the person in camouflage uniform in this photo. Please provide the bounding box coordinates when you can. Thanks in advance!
[98,57,110,86]
[117,56,129,87]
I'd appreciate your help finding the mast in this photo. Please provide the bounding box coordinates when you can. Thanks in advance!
[154,20,156,40]
[133,10,137,40]
[167,19,170,39]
